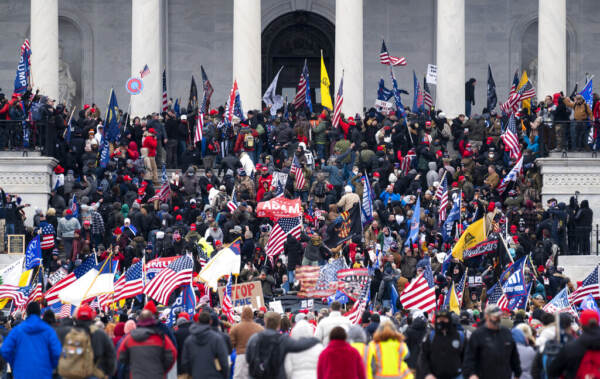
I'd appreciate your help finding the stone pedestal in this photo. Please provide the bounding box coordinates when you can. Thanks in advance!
[0,153,57,228]
[131,0,162,117]
[538,0,566,98]
[30,0,59,100]
[233,0,261,111]
[335,0,363,117]
[436,0,465,118]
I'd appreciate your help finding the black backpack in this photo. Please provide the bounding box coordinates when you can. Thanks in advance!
[249,333,280,379]
[314,181,326,197]
[541,339,563,379]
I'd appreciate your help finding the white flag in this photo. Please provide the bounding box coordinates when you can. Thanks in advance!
[263,66,284,115]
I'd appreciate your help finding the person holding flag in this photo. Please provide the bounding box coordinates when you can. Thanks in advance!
[563,93,593,151]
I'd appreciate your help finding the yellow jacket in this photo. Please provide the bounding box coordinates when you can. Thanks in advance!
[366,340,413,379]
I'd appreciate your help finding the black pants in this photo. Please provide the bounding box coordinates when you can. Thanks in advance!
[577,227,592,255]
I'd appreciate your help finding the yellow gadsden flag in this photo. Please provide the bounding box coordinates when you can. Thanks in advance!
[320,51,333,110]
[449,282,460,314]
[451,217,486,260]
[518,70,531,112]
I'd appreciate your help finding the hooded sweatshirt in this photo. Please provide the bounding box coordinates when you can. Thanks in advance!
[117,324,177,379]
[229,307,264,354]
[181,323,230,379]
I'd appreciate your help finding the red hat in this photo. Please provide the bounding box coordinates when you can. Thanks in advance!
[209,109,218,116]
[452,182,458,188]
[412,243,418,249]
[174,206,180,212]
[436,150,443,159]
[178,312,191,321]
[144,300,158,315]
[259,306,267,313]
[176,214,183,221]
[137,188,145,195]
[76,304,96,321]
[487,201,495,212]
[262,166,268,172]
[326,183,334,191]
[83,104,91,110]
[215,240,222,247]
[113,227,122,235]
[54,165,64,174]
[207,184,213,191]
[190,224,197,231]
[66,209,73,215]
[318,112,327,120]
[348,117,356,126]
[513,235,519,244]
[148,128,156,134]
[458,175,465,182]
[83,220,91,226]
[537,265,545,273]
[580,310,600,327]
[510,225,517,233]
[123,175,132,181]
[487,137,494,144]
[425,121,432,126]
[373,172,380,178]
[377,145,385,151]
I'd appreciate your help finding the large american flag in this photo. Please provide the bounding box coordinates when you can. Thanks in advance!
[293,60,310,110]
[265,217,302,262]
[436,175,449,221]
[486,282,509,310]
[379,40,407,66]
[500,74,535,115]
[200,65,214,113]
[194,110,203,143]
[296,266,321,296]
[44,255,96,305]
[497,156,523,195]
[423,78,434,109]
[113,260,144,302]
[0,285,29,307]
[569,265,599,304]
[221,275,235,323]
[332,75,344,129]
[40,223,55,250]
[400,261,436,313]
[401,149,416,175]
[291,155,305,189]
[544,287,578,318]
[345,278,371,325]
[502,114,521,161]
[145,255,193,305]
[162,68,168,112]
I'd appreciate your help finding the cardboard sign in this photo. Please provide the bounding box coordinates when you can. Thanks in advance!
[426,64,438,84]
[374,99,393,114]
[256,197,302,219]
[218,281,264,310]
[7,235,25,254]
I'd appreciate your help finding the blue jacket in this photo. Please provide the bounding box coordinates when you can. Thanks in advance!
[0,314,62,379]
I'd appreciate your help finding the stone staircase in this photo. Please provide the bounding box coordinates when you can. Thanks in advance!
[557,254,600,283]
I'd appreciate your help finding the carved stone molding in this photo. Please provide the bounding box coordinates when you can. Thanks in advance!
[0,173,49,186]
[544,173,600,187]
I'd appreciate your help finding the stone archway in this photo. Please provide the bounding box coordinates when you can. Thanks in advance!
[261,11,335,111]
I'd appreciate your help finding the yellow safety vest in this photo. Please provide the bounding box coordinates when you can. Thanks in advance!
[351,341,370,375]
[366,340,414,379]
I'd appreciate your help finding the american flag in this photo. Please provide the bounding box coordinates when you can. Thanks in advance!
[496,156,523,195]
[162,68,168,112]
[332,75,344,129]
[345,278,371,325]
[544,287,578,317]
[291,155,305,190]
[197,247,209,268]
[456,271,467,306]
[414,72,424,111]
[140,64,150,78]
[227,188,238,212]
[265,217,302,262]
[569,265,599,304]
[0,285,29,307]
[423,77,434,109]
[113,260,144,302]
[28,269,43,304]
[436,175,449,221]
[293,60,311,111]
[194,110,203,143]
[225,80,239,123]
[500,74,535,115]
[157,165,171,202]
[145,255,193,305]
[401,149,416,175]
[40,223,55,250]
[201,65,214,113]
[486,282,509,310]
[502,114,521,161]
[500,70,520,114]
[70,195,79,218]
[58,303,74,318]
[379,40,407,66]
[44,255,96,305]
[296,266,321,295]
[221,275,235,323]
[21,39,31,54]
[400,261,436,313]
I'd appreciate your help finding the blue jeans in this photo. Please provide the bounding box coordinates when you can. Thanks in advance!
[288,270,295,284]
[465,101,472,117]
[5,223,15,235]
[316,144,327,160]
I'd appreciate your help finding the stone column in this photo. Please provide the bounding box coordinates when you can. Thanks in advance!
[538,0,566,98]
[131,0,162,117]
[30,0,59,101]
[436,0,465,118]
[335,0,363,117]
[233,0,261,111]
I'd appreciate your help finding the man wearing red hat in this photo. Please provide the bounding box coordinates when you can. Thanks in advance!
[117,301,177,378]
[142,127,158,183]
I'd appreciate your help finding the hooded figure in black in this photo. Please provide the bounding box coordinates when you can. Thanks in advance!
[575,199,593,254]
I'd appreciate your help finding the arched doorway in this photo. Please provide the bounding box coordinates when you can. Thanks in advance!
[262,11,335,111]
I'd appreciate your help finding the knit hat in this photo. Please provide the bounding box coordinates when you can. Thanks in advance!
[143,300,157,315]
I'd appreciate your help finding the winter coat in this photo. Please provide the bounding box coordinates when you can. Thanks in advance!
[229,309,264,355]
[181,324,229,379]
[548,326,600,379]
[317,340,366,379]
[174,321,192,373]
[463,325,522,379]
[117,325,177,379]
[284,321,323,379]
[284,234,304,270]
[314,311,352,346]
[0,314,62,379]
[142,134,157,157]
[57,216,81,239]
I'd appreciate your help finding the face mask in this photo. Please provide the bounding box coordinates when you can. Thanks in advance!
[436,321,450,331]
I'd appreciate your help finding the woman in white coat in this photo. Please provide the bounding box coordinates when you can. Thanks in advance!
[284,319,324,379]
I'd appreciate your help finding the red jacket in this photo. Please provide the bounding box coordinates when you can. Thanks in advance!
[234,127,259,153]
[317,339,366,379]
[142,135,157,157]
[117,326,177,378]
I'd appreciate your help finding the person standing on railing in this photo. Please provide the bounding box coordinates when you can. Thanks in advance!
[564,94,593,151]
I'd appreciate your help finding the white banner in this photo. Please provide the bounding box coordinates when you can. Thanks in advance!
[374,99,393,114]
[426,64,438,84]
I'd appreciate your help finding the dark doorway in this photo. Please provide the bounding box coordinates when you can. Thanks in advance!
[262,12,335,112]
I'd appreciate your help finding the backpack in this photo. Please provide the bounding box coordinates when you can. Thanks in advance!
[541,339,563,379]
[31,101,43,121]
[9,104,24,121]
[248,333,280,379]
[244,132,255,149]
[58,326,97,379]
[575,350,600,379]
[314,181,326,198]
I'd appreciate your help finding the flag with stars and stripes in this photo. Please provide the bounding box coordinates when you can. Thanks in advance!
[400,149,416,175]
[44,255,96,305]
[500,70,521,114]
[265,217,302,262]
[497,156,523,195]
[423,77,434,109]
[200,65,214,113]
[293,59,312,112]
[502,114,521,161]
[225,80,244,123]
[345,278,371,325]
[332,74,344,129]
[379,40,407,66]
[58,303,75,318]
[436,175,449,221]
[290,154,305,190]
[162,68,168,112]
[486,281,509,310]
[194,110,203,143]
[145,255,194,305]
[221,275,235,323]
[543,287,578,318]
[400,260,436,313]
[569,265,599,304]
[113,260,144,302]
[158,165,170,202]
[140,64,150,78]
[227,188,238,212]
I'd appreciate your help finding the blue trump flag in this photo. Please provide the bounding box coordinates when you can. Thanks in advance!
[405,196,420,246]
[14,41,31,95]
[173,98,180,117]
[377,78,393,101]
[580,78,593,109]
[412,71,420,112]
[167,284,196,327]
[25,235,42,270]
[442,197,461,242]
[105,89,120,142]
[302,60,313,113]
[390,68,407,120]
[100,139,110,168]
[580,294,600,316]
[501,257,529,310]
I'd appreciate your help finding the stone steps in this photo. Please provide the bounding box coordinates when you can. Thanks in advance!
[557,254,600,283]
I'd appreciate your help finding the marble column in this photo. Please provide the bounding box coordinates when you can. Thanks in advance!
[436,0,465,118]
[30,0,59,101]
[233,0,261,112]
[335,0,363,117]
[131,0,161,117]
[538,0,566,98]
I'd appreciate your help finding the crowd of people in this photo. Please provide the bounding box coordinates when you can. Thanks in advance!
[0,80,598,378]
